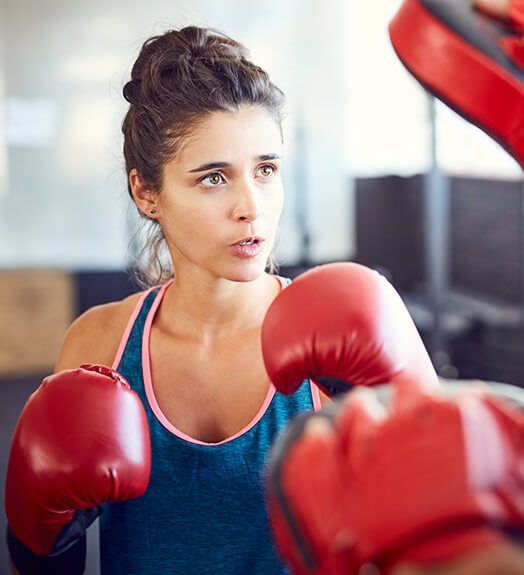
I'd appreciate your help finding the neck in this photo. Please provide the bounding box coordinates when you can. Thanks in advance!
[156,271,281,344]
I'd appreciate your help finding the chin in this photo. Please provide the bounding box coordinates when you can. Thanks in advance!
[225,260,268,283]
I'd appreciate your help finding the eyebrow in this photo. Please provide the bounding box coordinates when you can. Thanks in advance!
[188,154,281,173]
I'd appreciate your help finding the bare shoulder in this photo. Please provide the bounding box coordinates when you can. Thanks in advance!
[55,291,146,372]
[319,389,332,406]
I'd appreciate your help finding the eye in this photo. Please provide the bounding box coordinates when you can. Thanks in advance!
[200,172,225,187]
[256,164,276,178]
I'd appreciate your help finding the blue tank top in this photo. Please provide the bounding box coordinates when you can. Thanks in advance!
[99,279,320,575]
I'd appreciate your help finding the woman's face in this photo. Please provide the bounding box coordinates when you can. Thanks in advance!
[156,105,284,282]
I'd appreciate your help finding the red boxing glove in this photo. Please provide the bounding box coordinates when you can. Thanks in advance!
[262,262,438,397]
[5,364,151,557]
[266,384,524,575]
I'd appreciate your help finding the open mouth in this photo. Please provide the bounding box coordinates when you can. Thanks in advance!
[233,236,264,246]
[231,237,265,257]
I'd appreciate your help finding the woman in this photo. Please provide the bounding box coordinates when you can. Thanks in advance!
[7,26,321,575]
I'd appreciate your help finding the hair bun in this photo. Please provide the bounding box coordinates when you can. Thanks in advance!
[122,79,141,104]
[178,26,248,61]
[127,27,251,90]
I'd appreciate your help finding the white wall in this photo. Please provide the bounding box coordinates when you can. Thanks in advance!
[0,0,7,229]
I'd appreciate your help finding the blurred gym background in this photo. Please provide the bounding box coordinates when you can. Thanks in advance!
[0,0,522,573]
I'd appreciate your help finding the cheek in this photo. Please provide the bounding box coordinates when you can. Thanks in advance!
[163,195,216,229]
[269,185,284,221]
[159,199,201,246]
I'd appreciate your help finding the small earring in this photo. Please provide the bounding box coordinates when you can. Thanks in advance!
[150,209,155,215]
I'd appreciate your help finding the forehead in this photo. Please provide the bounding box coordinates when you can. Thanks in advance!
[175,105,282,165]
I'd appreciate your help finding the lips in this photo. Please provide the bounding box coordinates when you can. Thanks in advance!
[231,236,265,247]
[230,236,266,258]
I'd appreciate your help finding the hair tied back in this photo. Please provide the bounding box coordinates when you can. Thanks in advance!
[123,79,141,105]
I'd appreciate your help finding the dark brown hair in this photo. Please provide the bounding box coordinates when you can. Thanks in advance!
[122,26,285,286]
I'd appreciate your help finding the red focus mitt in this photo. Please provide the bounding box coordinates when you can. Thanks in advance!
[389,0,524,168]
[265,382,524,574]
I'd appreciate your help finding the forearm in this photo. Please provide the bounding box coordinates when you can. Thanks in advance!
[9,556,21,575]
[474,0,524,26]
[391,543,524,575]
[474,0,510,18]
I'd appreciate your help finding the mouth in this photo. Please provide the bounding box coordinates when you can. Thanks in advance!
[230,236,266,258]
[232,236,265,246]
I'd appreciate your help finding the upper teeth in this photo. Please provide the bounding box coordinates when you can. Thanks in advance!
[239,240,255,245]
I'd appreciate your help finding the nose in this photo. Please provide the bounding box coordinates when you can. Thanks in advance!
[233,180,262,223]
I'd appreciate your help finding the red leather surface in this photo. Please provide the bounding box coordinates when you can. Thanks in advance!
[389,0,524,168]
[5,365,151,555]
[261,262,439,397]
[268,387,524,573]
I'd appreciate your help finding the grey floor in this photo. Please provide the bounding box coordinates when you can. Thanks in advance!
[0,376,100,575]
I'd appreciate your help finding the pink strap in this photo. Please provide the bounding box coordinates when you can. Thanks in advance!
[310,382,322,412]
[111,285,160,371]
[275,275,289,290]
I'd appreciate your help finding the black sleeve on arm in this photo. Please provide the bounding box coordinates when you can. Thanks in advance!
[7,526,86,575]
[6,505,102,575]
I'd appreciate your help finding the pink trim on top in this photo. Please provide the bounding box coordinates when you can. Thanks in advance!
[141,276,289,446]
[111,285,161,371]
[310,382,322,412]
[275,275,289,290]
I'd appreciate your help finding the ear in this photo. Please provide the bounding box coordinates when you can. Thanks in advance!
[129,169,158,219]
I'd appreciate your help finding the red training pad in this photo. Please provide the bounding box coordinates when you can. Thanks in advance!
[389,0,524,169]
[266,387,524,574]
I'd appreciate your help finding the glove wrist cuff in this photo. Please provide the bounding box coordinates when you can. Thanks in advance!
[7,525,87,575]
